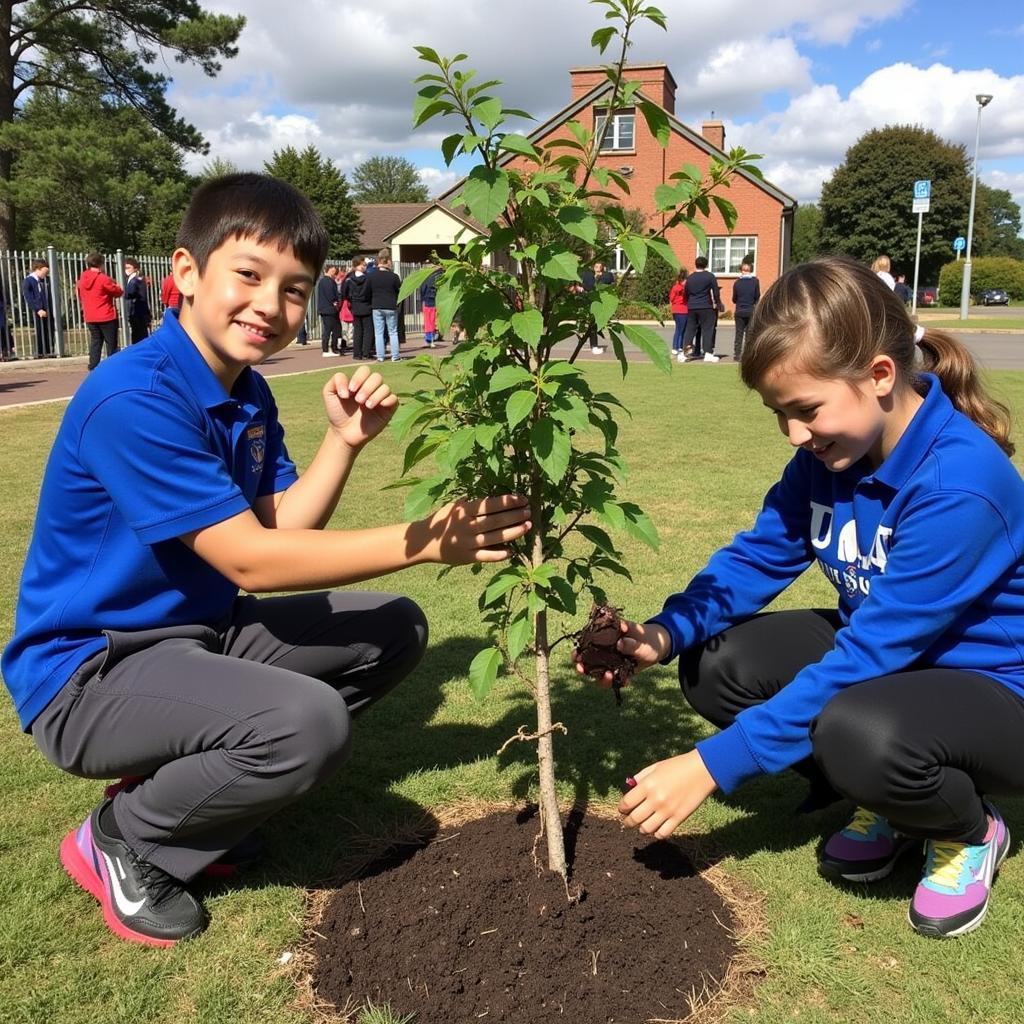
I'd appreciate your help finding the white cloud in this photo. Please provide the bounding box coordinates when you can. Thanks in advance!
[417,166,462,198]
[729,63,1024,204]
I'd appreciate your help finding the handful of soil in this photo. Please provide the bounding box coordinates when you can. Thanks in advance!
[574,603,636,704]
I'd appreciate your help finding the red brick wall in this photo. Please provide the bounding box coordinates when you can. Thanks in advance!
[506,67,788,307]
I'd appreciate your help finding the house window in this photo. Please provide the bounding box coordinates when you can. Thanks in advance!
[595,108,635,152]
[704,236,757,275]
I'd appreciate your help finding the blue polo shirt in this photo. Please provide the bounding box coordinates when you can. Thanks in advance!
[650,375,1024,793]
[2,311,298,729]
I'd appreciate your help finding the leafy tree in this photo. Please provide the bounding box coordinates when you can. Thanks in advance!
[791,202,822,264]
[199,156,241,181]
[397,0,759,882]
[0,1,245,248]
[818,126,971,282]
[264,145,361,260]
[975,184,1024,261]
[6,89,190,252]
[352,155,429,203]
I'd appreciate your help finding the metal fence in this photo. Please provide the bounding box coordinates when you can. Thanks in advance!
[0,250,427,359]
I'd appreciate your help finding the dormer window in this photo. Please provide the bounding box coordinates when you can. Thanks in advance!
[595,107,635,152]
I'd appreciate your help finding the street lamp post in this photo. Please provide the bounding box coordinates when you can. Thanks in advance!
[960,93,993,320]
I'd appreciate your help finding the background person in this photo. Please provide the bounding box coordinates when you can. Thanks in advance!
[22,259,54,357]
[124,258,151,342]
[369,254,402,362]
[317,264,344,357]
[669,268,689,362]
[77,251,123,371]
[582,255,1024,941]
[681,256,723,362]
[731,260,760,362]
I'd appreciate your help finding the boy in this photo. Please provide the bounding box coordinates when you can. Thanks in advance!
[681,256,724,362]
[123,257,151,342]
[77,251,123,370]
[731,260,760,362]
[21,258,53,357]
[1,173,531,947]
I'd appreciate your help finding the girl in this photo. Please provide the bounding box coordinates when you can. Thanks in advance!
[585,255,1024,939]
[668,268,688,362]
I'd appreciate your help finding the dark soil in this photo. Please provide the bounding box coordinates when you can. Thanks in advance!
[310,808,737,1023]
[574,604,637,703]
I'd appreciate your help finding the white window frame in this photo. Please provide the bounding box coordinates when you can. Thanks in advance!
[703,236,757,276]
[595,107,635,152]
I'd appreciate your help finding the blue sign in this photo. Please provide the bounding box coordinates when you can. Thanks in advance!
[914,179,932,200]
[953,236,966,251]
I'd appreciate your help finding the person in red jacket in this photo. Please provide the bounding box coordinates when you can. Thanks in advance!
[76,252,124,371]
[669,268,689,362]
[160,271,182,313]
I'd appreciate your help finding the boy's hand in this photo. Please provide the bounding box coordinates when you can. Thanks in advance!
[412,494,532,565]
[322,367,398,450]
[618,749,717,839]
[574,618,671,687]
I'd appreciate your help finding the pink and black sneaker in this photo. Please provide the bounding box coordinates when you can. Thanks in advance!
[818,807,918,883]
[60,801,206,947]
[908,802,1010,939]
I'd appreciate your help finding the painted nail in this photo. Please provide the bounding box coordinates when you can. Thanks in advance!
[625,776,637,789]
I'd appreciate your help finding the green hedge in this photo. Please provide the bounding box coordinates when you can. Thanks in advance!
[937,256,1024,304]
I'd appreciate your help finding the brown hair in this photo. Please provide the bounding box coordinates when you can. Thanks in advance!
[675,267,688,283]
[85,251,105,269]
[741,256,1014,456]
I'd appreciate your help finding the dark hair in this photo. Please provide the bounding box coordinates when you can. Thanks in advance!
[695,256,708,270]
[176,173,329,276]
[741,256,1014,456]
[31,259,48,271]
[675,267,688,283]
[85,251,105,269]
[124,257,140,270]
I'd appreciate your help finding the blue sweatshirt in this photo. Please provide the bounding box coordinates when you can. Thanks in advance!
[649,375,1024,793]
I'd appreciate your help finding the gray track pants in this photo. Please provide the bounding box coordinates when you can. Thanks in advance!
[32,590,427,881]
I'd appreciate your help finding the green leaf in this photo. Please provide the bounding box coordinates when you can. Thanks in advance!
[489,364,533,393]
[505,389,537,429]
[414,45,442,64]
[404,476,445,519]
[530,419,571,483]
[682,218,708,253]
[468,646,503,701]
[506,611,532,662]
[638,99,670,147]
[390,399,437,442]
[590,289,619,331]
[620,502,660,550]
[483,566,528,606]
[475,423,503,450]
[645,235,679,270]
[622,323,672,373]
[620,234,647,275]
[497,133,541,159]
[435,280,464,335]
[548,394,590,431]
[654,182,683,211]
[510,308,543,346]
[557,206,598,245]
[578,523,617,554]
[401,431,445,475]
[591,26,617,52]
[712,195,738,233]
[398,264,439,304]
[441,132,462,165]
[461,166,511,225]
[474,96,503,131]
[539,250,580,282]
[566,120,590,146]
[439,425,477,472]
[548,575,578,615]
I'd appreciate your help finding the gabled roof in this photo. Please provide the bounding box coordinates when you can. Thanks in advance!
[437,77,796,210]
[382,200,487,242]
[356,203,432,251]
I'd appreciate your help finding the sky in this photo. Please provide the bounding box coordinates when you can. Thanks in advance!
[166,0,1024,221]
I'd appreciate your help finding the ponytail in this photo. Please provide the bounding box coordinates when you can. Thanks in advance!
[915,328,1015,457]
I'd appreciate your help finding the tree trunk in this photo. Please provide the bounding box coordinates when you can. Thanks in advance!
[532,523,567,880]
[0,0,17,249]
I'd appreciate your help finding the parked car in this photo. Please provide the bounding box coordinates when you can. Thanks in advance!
[916,285,939,307]
[978,288,1010,306]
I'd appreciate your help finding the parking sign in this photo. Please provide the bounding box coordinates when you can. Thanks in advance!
[914,180,931,200]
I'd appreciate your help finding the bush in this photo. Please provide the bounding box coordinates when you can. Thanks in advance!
[938,256,1024,304]
[623,252,679,307]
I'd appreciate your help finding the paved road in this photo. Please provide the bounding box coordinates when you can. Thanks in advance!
[2,317,1022,411]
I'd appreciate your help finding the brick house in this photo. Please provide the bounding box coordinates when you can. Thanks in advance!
[496,63,796,306]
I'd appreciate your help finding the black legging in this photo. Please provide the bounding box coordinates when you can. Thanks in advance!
[680,609,1024,845]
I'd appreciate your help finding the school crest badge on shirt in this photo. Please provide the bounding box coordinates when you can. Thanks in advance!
[247,424,266,475]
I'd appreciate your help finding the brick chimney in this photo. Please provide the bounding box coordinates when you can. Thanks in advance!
[569,63,676,115]
[701,120,726,152]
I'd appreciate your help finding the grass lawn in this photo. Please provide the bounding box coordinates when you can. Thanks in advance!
[923,316,1024,332]
[3,361,1024,1024]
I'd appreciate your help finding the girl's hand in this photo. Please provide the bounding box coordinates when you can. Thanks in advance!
[412,494,532,565]
[618,749,717,839]
[322,368,398,450]
[574,618,671,687]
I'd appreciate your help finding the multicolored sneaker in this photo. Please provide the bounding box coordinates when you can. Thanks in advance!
[818,806,917,882]
[60,801,206,947]
[908,802,1010,938]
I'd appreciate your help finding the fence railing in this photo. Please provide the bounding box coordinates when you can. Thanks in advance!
[0,251,427,360]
